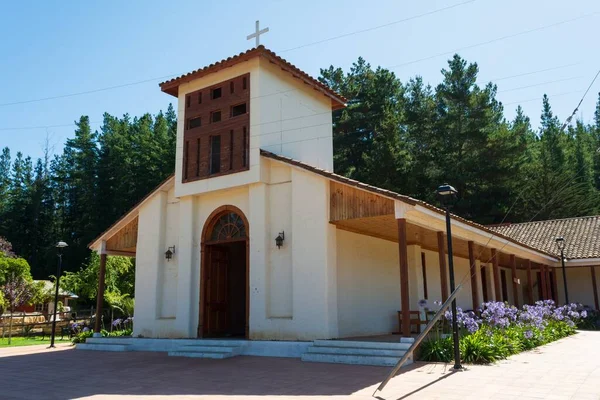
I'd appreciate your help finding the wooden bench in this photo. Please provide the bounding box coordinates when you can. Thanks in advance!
[397,311,427,334]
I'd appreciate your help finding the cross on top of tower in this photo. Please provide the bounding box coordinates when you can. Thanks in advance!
[246,20,269,47]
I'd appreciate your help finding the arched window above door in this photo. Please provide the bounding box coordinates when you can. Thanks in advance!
[210,212,247,241]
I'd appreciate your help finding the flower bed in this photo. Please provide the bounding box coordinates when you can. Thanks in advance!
[71,317,133,344]
[419,300,593,364]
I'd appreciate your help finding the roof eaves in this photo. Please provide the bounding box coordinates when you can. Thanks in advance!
[259,149,559,260]
[87,174,175,250]
[158,46,347,108]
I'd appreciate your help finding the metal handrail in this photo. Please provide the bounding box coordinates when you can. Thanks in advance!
[373,284,463,396]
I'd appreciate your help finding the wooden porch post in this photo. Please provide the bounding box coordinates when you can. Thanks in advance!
[540,265,548,300]
[510,255,519,308]
[492,248,501,301]
[94,251,107,334]
[468,241,479,310]
[591,266,599,310]
[437,231,449,301]
[551,268,559,304]
[397,218,410,337]
[526,259,534,305]
[546,267,553,303]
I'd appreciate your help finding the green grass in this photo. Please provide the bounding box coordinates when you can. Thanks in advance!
[0,336,72,348]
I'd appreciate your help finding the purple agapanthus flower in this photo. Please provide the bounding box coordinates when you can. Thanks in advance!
[524,330,533,339]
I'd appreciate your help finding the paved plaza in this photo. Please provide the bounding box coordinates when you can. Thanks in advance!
[1,331,599,400]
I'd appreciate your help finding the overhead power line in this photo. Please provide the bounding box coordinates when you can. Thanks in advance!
[503,90,583,107]
[0,1,474,109]
[561,68,600,130]
[1,7,595,109]
[277,0,476,53]
[498,76,583,93]
[0,75,589,132]
[484,62,584,83]
[388,12,599,69]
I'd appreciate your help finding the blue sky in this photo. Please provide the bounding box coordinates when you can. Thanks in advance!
[1,0,599,161]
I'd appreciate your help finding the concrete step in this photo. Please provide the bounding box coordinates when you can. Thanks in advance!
[76,343,131,352]
[313,340,412,351]
[167,350,235,359]
[305,346,406,357]
[168,343,243,359]
[301,352,402,367]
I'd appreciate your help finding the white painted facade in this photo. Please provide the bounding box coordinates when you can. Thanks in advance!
[91,49,599,344]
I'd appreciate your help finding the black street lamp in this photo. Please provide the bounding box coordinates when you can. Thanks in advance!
[49,241,68,348]
[555,237,569,304]
[436,183,461,370]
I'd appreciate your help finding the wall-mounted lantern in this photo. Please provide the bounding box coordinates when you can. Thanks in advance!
[165,246,176,261]
[275,231,285,249]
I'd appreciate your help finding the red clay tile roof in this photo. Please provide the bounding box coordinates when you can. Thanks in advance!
[259,150,559,260]
[488,216,600,260]
[159,46,347,110]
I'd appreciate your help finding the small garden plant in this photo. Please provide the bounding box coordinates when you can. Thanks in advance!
[71,316,133,344]
[419,300,592,364]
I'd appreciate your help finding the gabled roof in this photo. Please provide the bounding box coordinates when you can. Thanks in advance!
[259,150,559,260]
[159,46,347,110]
[488,216,600,260]
[88,175,175,250]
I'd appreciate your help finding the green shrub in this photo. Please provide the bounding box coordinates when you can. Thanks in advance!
[459,330,501,364]
[419,337,453,362]
[72,330,94,344]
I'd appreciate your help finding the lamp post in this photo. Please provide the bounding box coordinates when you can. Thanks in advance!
[555,237,569,304]
[49,241,68,348]
[436,183,461,370]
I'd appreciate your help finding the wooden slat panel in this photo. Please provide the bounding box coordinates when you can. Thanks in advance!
[106,216,138,252]
[330,181,394,221]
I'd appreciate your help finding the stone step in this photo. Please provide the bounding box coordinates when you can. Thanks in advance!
[305,346,406,357]
[313,340,412,351]
[76,343,131,352]
[168,350,235,359]
[301,352,403,367]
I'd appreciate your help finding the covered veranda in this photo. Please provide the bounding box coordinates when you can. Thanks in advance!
[329,179,567,337]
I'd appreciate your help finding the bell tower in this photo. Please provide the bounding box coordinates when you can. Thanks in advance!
[159,46,346,197]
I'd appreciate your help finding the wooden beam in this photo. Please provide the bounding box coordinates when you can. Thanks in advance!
[397,218,410,337]
[437,231,449,301]
[468,241,479,310]
[492,248,501,302]
[591,266,599,310]
[94,253,107,333]
[540,265,548,300]
[526,259,534,305]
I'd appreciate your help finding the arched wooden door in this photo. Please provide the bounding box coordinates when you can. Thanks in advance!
[199,206,249,338]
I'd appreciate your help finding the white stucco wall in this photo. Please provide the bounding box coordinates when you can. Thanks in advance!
[336,230,400,337]
[255,59,334,172]
[133,189,179,338]
[556,266,599,307]
[249,164,337,340]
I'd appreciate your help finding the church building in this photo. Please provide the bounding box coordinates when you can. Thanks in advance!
[87,45,600,361]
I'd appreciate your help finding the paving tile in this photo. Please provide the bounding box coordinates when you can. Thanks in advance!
[1,331,599,399]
